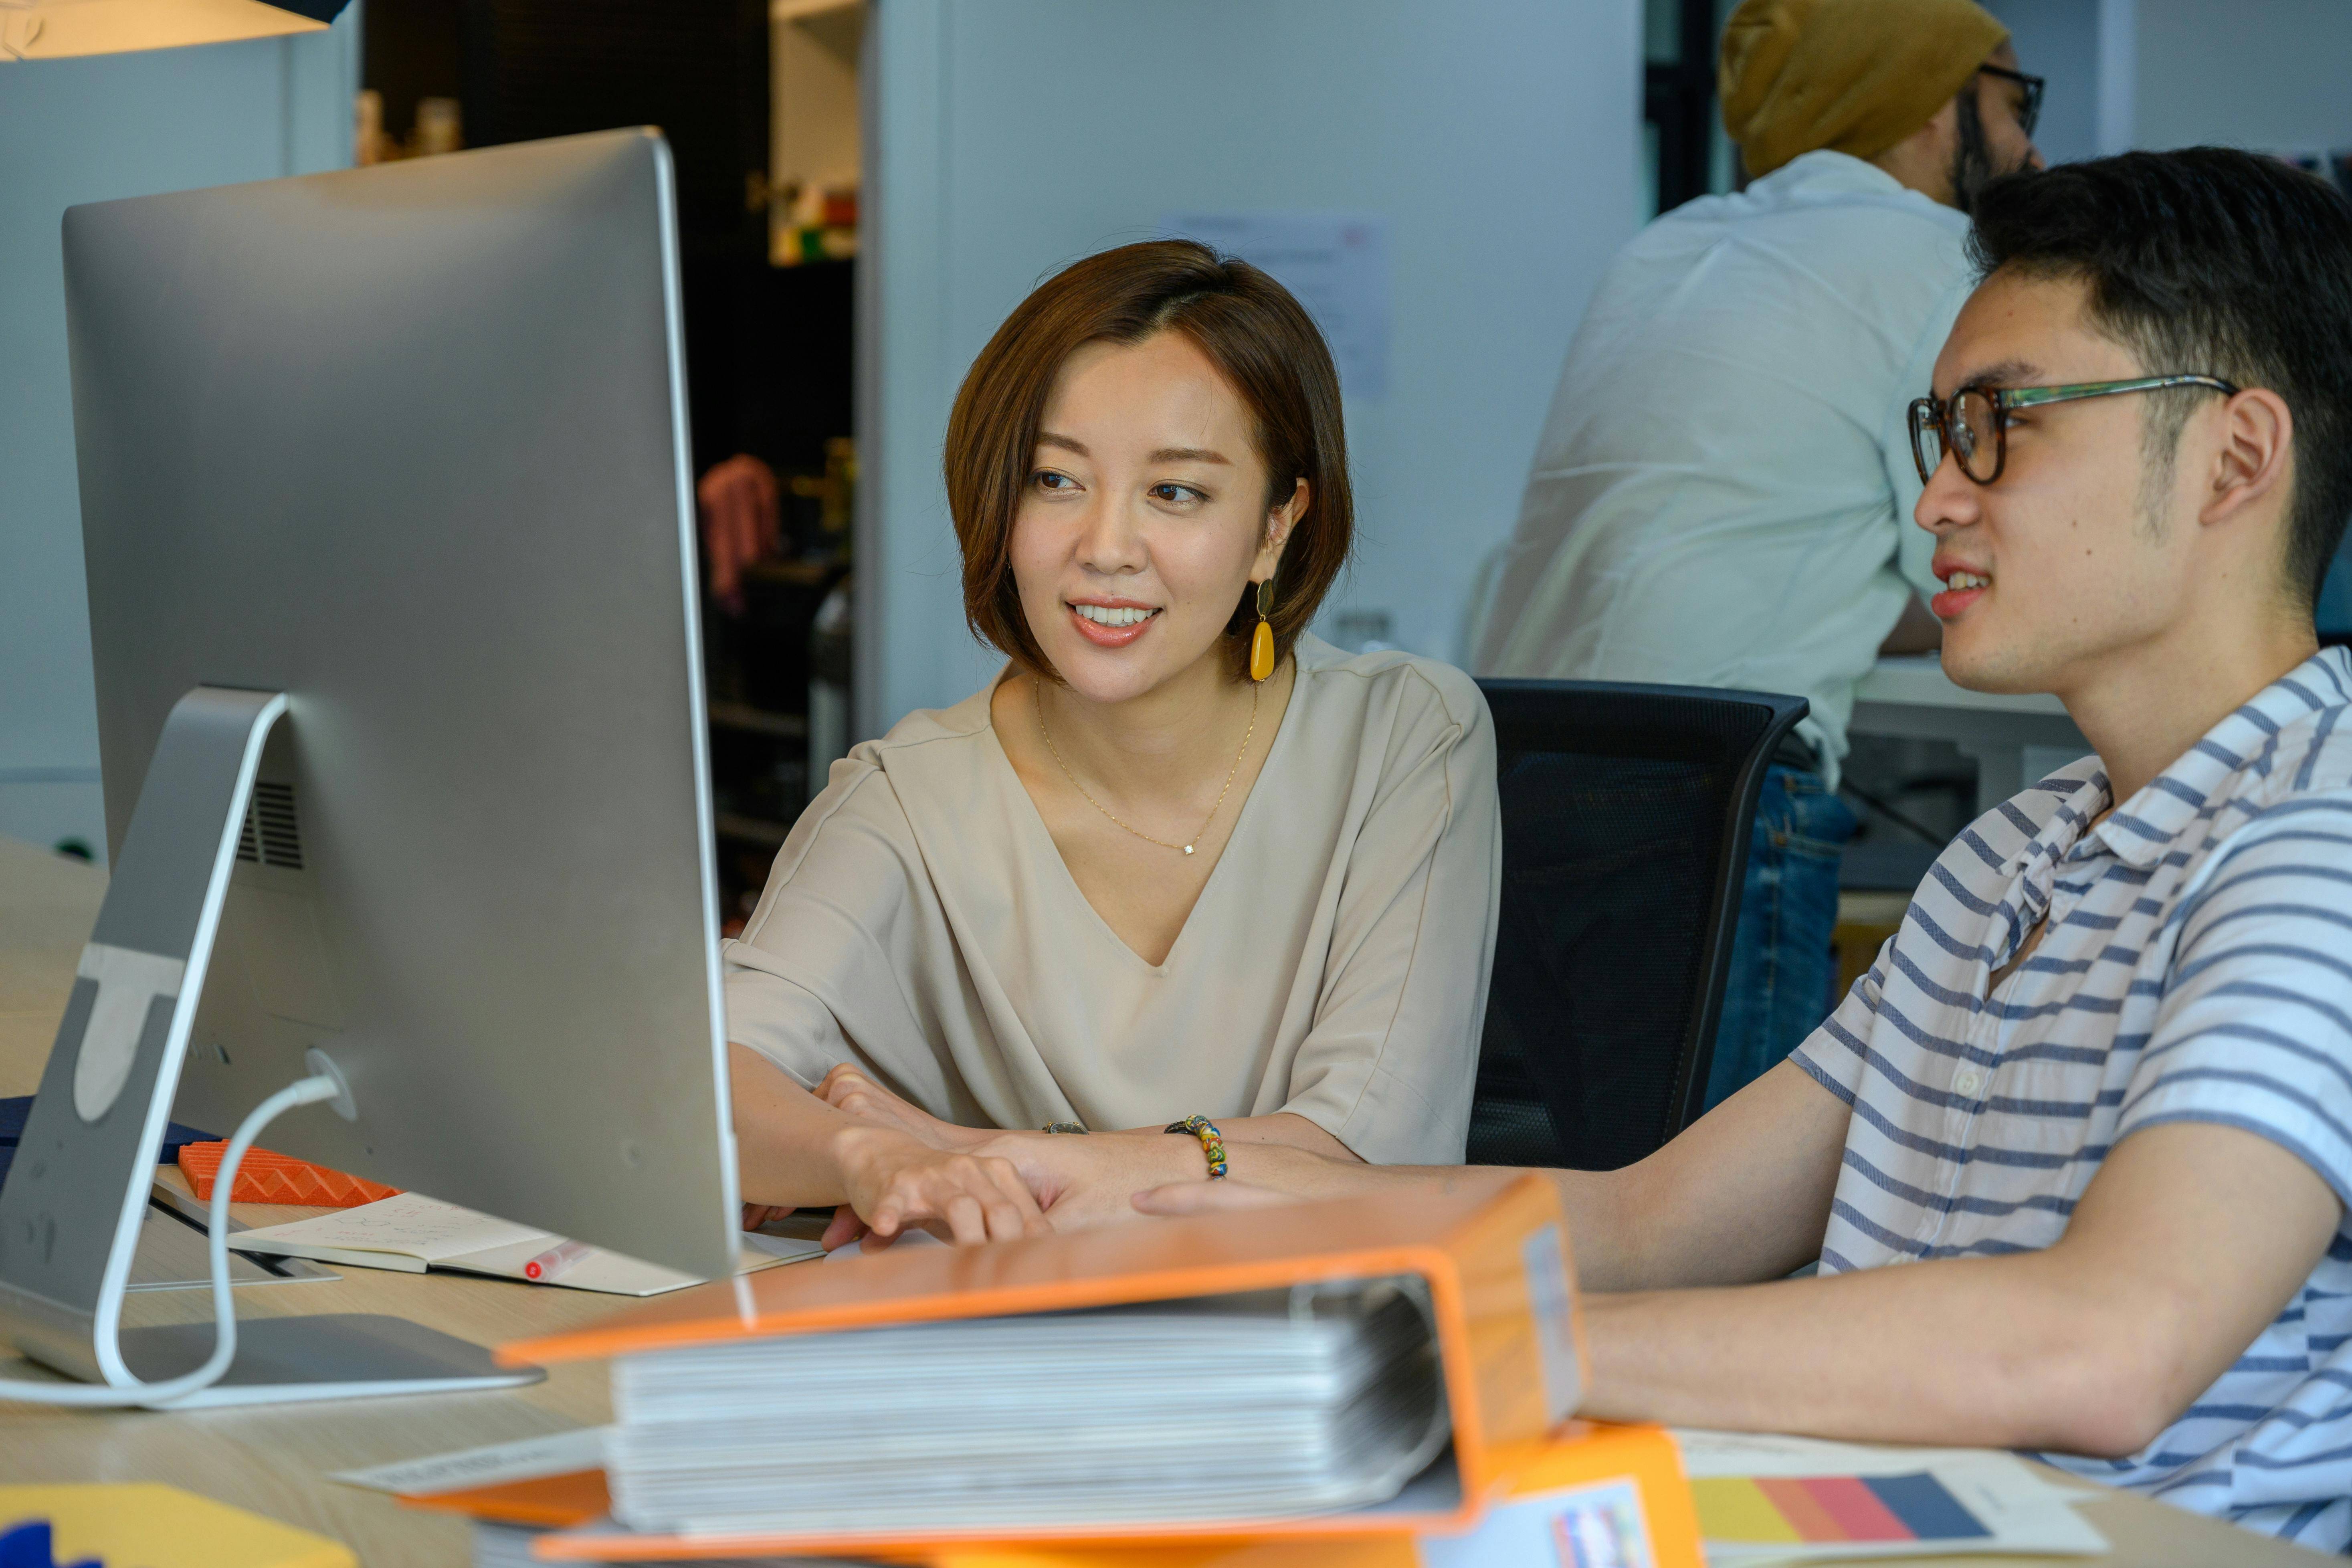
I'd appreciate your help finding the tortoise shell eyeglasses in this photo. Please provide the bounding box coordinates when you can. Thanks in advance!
[1907,376,2241,486]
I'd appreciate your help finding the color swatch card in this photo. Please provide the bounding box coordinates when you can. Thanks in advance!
[1695,1472,1989,1551]
[1670,1431,2105,1563]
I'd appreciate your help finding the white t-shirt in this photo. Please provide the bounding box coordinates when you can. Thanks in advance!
[1476,151,1974,786]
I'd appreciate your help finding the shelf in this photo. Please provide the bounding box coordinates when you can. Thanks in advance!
[708,701,808,740]
[772,0,861,28]
[715,812,794,847]
[745,558,835,587]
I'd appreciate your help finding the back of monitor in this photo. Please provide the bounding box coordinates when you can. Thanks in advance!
[61,128,736,1282]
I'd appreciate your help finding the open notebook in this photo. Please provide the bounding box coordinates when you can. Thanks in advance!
[229,1192,822,1297]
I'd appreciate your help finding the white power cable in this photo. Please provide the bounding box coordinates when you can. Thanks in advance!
[0,1072,340,1406]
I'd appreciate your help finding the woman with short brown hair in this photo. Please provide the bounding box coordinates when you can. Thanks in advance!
[724,239,1499,1245]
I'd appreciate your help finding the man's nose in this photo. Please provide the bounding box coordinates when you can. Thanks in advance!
[1915,457,1979,534]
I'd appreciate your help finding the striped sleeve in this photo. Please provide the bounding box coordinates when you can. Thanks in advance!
[2116,791,2352,1206]
[1788,935,1896,1107]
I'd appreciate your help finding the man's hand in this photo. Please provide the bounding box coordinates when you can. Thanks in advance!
[698,453,780,610]
[1578,1121,2340,1454]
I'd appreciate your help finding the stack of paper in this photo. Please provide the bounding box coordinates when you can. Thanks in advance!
[331,1426,611,1502]
[607,1281,1451,1536]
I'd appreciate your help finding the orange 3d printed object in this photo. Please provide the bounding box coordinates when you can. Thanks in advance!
[178,1142,402,1207]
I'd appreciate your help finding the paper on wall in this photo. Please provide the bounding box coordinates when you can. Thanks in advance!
[1159,211,1392,401]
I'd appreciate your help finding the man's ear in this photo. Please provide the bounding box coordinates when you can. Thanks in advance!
[2202,387,2293,532]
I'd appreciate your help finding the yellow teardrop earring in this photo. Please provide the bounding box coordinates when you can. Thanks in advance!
[1249,577,1276,683]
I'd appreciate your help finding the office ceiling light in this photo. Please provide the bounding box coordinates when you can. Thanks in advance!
[0,0,350,61]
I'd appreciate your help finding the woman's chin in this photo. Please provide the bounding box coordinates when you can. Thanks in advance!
[1044,638,1202,706]
[1052,657,1170,707]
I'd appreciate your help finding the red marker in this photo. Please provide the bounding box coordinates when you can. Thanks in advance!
[522,1238,593,1282]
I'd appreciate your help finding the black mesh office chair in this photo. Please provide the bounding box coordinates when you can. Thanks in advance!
[1468,679,1808,1171]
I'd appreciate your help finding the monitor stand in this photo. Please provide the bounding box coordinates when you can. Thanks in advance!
[0,686,542,1408]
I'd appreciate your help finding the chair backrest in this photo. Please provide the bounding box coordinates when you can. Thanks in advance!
[1469,679,1808,1171]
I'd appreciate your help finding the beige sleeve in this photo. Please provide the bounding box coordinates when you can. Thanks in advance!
[719,760,980,1121]
[1277,663,1501,1165]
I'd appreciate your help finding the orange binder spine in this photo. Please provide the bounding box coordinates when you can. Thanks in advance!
[1443,1172,1590,1450]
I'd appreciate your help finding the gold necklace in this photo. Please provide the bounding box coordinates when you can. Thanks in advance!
[1035,680,1260,856]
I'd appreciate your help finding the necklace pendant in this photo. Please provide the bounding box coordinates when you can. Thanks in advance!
[1183,844,1195,855]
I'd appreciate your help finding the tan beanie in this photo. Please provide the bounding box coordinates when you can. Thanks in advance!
[1720,0,2009,178]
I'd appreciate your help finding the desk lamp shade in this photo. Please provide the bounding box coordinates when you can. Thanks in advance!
[0,0,351,61]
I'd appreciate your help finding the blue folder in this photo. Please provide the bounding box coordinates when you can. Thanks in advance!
[0,1096,214,1194]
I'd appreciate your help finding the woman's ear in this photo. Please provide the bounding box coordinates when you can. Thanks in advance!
[1253,478,1309,581]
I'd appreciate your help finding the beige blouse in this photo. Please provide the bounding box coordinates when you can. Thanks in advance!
[721,636,1500,1164]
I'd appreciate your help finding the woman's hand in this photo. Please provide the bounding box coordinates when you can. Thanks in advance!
[971,1130,1207,1231]
[832,1124,1049,1248]
[816,1064,991,1154]
[1129,1180,1303,1217]
[731,1044,1044,1249]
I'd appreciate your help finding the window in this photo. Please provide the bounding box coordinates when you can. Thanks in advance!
[1643,0,1740,218]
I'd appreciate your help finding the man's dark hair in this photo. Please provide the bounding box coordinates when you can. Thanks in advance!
[1968,148,2352,610]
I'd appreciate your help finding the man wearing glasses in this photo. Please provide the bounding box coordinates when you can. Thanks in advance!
[1476,0,2045,1112]
[1148,149,2352,1548]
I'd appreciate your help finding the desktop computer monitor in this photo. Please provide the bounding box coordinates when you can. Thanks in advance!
[0,129,738,1401]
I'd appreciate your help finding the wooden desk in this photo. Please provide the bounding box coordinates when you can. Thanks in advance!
[0,838,620,1564]
[0,837,2328,1565]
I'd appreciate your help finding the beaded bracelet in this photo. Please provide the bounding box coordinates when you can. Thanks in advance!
[1040,1121,1088,1135]
[1163,1115,1229,1180]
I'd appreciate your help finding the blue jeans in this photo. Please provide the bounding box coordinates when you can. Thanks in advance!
[1703,764,1856,1111]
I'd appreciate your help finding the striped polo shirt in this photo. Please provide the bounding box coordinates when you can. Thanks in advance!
[1792,646,2352,1548]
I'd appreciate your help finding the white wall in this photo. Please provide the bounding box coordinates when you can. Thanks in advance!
[857,0,1643,736]
[1983,0,2107,164]
[1990,0,2352,162]
[2134,0,2352,154]
[0,12,360,861]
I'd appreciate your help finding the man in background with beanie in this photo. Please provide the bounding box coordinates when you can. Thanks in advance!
[1475,0,2042,1111]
